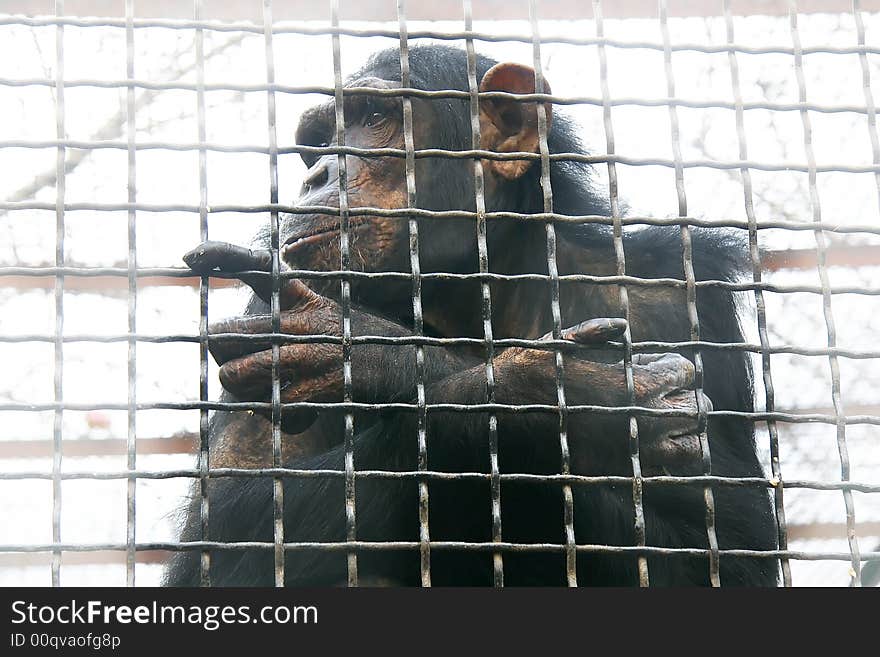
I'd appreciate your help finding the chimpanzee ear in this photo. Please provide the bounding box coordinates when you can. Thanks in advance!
[478,62,552,180]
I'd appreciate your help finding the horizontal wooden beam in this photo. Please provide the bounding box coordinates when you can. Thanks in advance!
[0,435,195,459]
[761,244,880,272]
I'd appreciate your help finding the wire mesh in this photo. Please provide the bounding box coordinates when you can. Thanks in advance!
[0,0,879,587]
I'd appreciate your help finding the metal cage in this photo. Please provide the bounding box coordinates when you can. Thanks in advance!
[0,0,878,587]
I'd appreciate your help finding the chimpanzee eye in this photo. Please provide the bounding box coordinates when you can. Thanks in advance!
[364,111,384,127]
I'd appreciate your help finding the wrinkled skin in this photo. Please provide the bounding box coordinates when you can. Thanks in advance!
[166,46,778,587]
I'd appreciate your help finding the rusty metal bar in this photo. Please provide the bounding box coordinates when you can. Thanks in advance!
[789,0,862,586]
[396,0,432,588]
[594,0,649,587]
[723,0,792,587]
[329,0,358,587]
[194,0,212,588]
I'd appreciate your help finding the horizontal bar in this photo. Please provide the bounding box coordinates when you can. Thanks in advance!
[0,400,876,425]
[3,9,880,49]
[1,540,878,563]
[0,467,877,493]
[5,519,875,566]
[2,203,880,240]
[1,331,879,360]
[3,139,880,174]
[4,396,880,458]
[0,82,876,116]
[2,272,877,296]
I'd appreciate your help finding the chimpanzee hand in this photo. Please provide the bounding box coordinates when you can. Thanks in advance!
[491,320,711,475]
[183,241,708,472]
[183,240,464,433]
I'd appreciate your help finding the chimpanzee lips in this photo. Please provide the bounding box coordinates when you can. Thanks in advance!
[281,219,370,257]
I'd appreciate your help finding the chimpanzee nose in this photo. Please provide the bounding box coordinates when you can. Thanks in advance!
[303,158,331,191]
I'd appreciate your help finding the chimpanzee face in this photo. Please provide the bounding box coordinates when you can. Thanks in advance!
[281,62,550,290]
[281,76,415,279]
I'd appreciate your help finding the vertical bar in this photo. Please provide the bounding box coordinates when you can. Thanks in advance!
[788,0,861,586]
[658,0,720,586]
[462,0,504,587]
[527,0,577,587]
[395,0,431,587]
[261,0,285,587]
[51,0,66,588]
[194,0,211,587]
[592,0,650,586]
[330,0,358,587]
[124,0,138,588]
[853,0,880,228]
[722,0,792,587]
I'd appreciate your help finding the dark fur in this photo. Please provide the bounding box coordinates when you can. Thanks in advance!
[166,46,778,586]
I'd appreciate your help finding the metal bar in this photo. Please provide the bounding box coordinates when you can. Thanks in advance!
[7,142,880,174]
[123,0,138,589]
[50,0,66,588]
[788,0,862,586]
[260,0,285,588]
[7,519,878,567]
[1,541,878,563]
[329,0,357,587]
[2,469,879,495]
[659,0,720,586]
[723,0,791,587]
[853,0,880,212]
[6,400,880,428]
[463,0,504,589]
[594,0,649,587]
[7,144,880,173]
[4,267,880,295]
[529,0,579,588]
[4,83,880,112]
[396,0,431,588]
[7,13,880,50]
[4,332,880,362]
[194,0,211,588]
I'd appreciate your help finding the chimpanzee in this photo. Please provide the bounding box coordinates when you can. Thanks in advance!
[165,45,779,586]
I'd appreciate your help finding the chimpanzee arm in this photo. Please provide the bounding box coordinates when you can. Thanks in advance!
[185,240,479,404]
[166,329,706,586]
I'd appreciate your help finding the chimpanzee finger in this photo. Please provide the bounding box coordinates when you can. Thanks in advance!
[183,241,272,274]
[235,276,322,310]
[184,241,278,303]
[559,317,628,344]
[278,277,323,311]
[634,352,696,390]
[184,242,325,310]
[218,344,343,402]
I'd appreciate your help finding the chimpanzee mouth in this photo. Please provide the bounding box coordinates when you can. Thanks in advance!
[281,219,370,257]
